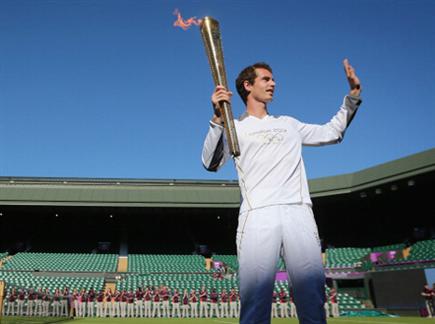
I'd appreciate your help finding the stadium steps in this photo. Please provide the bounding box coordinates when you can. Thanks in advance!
[117,256,128,272]
[104,282,116,292]
[0,254,11,269]
[0,280,4,315]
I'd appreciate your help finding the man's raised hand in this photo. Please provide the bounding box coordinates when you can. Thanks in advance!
[343,59,361,96]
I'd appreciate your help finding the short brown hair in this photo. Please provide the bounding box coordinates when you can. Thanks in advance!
[235,62,272,105]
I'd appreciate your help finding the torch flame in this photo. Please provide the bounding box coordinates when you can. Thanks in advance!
[173,9,202,30]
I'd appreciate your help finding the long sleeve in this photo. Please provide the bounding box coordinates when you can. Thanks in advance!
[293,95,362,146]
[201,121,231,172]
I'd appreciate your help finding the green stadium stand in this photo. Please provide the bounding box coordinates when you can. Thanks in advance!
[325,247,371,268]
[128,254,206,273]
[372,243,405,252]
[406,239,435,261]
[2,252,117,272]
[0,271,104,292]
[117,273,238,292]
[213,255,239,270]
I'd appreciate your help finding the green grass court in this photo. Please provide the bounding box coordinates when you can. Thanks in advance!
[1,317,434,324]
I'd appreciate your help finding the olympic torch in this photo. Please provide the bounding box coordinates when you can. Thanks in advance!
[200,17,240,157]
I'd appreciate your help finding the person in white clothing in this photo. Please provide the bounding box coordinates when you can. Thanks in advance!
[202,60,362,324]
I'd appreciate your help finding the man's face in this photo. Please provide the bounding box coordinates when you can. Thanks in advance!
[245,68,275,104]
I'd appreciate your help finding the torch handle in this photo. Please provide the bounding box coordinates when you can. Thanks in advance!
[219,101,240,157]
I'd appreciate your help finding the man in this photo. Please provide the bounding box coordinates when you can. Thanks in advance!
[432,283,435,316]
[96,289,104,317]
[52,289,61,317]
[181,289,190,318]
[202,60,361,324]
[152,287,161,318]
[104,288,112,317]
[27,288,35,316]
[220,288,229,318]
[113,289,121,317]
[71,288,79,318]
[209,288,220,318]
[271,290,278,318]
[61,287,69,317]
[42,288,52,317]
[329,288,339,317]
[6,288,17,316]
[279,288,289,318]
[78,289,86,317]
[171,288,181,318]
[87,288,95,317]
[161,287,170,317]
[143,287,152,318]
[120,290,127,318]
[199,286,208,318]
[16,289,25,316]
[35,288,43,316]
[135,287,144,318]
[229,288,238,318]
[422,284,433,318]
[323,291,329,318]
[127,290,135,317]
[290,288,298,318]
[190,288,198,318]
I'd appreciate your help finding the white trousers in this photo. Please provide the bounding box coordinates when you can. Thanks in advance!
[27,300,34,316]
[61,300,68,316]
[172,303,181,318]
[104,301,112,317]
[220,303,229,317]
[181,304,189,318]
[199,301,208,318]
[152,302,161,317]
[136,300,143,317]
[35,300,43,316]
[271,302,278,318]
[279,302,289,318]
[6,301,15,316]
[209,302,219,318]
[237,204,326,324]
[331,303,339,317]
[290,301,298,318]
[87,302,94,317]
[17,300,24,316]
[190,302,198,318]
[144,300,152,317]
[161,300,170,317]
[229,301,238,317]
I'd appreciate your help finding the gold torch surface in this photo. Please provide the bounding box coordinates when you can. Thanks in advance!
[200,16,240,157]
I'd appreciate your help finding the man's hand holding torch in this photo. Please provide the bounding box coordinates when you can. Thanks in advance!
[211,85,233,125]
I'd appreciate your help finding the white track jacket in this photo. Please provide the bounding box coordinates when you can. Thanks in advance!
[202,95,362,213]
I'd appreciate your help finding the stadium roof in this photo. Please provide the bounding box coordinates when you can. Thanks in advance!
[0,148,434,208]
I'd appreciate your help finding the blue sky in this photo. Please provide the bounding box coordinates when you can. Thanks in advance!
[1,0,434,181]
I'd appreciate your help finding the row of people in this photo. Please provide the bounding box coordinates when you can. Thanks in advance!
[3,286,241,318]
[3,285,339,318]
